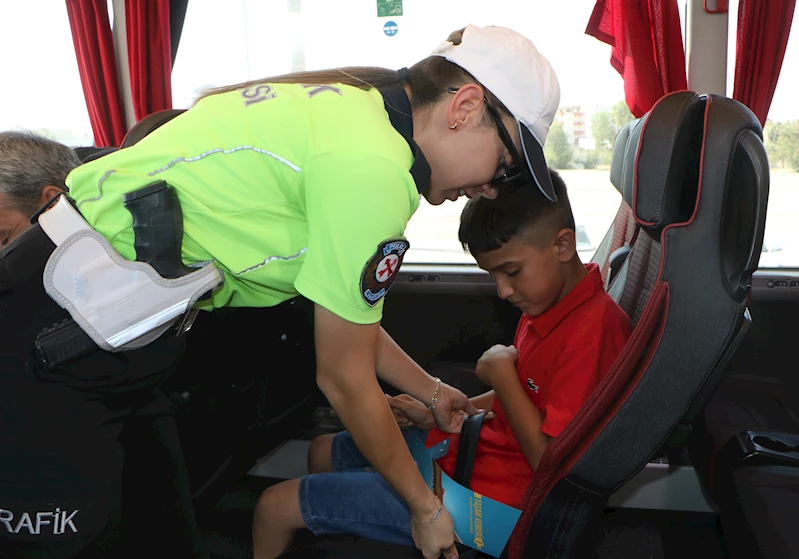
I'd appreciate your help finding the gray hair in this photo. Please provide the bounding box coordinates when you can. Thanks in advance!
[0,131,81,216]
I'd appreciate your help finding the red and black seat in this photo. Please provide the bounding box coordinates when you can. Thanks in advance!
[687,99,796,557]
[592,117,640,291]
[277,90,768,558]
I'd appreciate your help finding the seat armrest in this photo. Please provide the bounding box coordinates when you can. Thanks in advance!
[722,430,799,470]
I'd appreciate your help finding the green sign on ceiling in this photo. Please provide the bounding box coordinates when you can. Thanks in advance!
[377,0,403,18]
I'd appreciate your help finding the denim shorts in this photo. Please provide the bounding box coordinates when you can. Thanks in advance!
[298,428,428,547]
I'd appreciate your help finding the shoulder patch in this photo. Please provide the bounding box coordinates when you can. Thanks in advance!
[360,238,409,307]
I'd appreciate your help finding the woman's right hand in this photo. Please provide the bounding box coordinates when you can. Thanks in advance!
[411,499,459,559]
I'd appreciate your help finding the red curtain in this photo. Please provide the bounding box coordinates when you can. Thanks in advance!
[733,0,796,127]
[586,0,687,117]
[66,0,127,147]
[126,0,173,121]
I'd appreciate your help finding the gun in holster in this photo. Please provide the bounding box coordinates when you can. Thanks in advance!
[122,181,198,280]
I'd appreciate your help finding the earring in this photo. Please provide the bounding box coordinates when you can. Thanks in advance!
[448,122,458,130]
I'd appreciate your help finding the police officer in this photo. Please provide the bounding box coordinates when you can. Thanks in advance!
[7,24,561,559]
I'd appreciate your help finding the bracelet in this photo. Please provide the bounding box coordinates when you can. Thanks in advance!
[412,502,443,524]
[427,377,442,411]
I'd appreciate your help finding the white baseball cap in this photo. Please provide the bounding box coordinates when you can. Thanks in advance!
[431,24,561,201]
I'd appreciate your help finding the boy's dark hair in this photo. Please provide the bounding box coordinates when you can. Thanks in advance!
[459,168,575,256]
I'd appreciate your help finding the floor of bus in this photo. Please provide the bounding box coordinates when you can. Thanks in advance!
[198,409,731,559]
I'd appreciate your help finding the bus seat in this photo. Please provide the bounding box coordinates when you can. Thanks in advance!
[278,90,767,559]
[73,146,118,162]
[682,104,796,556]
[689,370,799,559]
[120,108,186,148]
[509,90,764,558]
[69,109,184,164]
[687,217,799,558]
[714,460,799,559]
[592,117,641,289]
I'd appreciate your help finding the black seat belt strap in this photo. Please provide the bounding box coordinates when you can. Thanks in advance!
[453,412,486,489]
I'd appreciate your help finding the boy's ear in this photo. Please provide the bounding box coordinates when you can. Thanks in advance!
[553,228,577,262]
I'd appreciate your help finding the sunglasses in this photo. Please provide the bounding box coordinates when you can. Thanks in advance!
[448,87,529,187]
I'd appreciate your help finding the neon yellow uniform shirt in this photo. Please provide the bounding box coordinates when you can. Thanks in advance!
[66,83,425,324]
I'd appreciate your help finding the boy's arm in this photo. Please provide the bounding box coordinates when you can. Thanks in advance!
[501,340,621,469]
[475,345,551,470]
[491,375,552,470]
[469,390,496,411]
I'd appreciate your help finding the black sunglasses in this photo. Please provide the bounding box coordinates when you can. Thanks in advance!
[447,87,529,187]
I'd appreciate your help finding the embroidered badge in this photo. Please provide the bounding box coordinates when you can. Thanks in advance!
[360,238,409,307]
[527,378,540,393]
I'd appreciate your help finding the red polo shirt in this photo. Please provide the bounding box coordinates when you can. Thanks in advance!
[425,263,631,508]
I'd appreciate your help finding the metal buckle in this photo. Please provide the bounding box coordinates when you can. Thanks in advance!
[177,307,200,336]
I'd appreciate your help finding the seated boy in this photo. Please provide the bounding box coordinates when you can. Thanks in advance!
[252,169,632,557]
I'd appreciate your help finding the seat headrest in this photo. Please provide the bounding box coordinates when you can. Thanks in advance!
[609,119,638,194]
[702,94,768,301]
[620,91,706,238]
[121,109,187,148]
[73,146,119,163]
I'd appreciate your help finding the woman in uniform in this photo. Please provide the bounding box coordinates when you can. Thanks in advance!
[27,23,559,559]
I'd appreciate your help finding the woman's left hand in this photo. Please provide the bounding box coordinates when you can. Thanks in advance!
[431,383,484,433]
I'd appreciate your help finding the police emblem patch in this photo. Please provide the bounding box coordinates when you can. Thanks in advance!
[360,238,409,307]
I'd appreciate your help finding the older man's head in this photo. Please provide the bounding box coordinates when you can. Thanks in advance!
[0,131,80,248]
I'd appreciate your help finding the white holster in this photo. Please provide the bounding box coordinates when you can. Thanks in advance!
[39,196,223,351]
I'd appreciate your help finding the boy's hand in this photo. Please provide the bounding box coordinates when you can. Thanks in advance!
[389,392,495,433]
[475,345,518,387]
[386,394,437,430]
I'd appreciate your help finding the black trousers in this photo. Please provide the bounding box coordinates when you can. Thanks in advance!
[0,225,207,558]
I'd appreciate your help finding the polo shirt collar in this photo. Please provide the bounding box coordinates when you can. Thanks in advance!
[528,263,604,338]
[379,85,431,196]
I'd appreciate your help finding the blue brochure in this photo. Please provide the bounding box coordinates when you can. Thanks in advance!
[409,434,522,558]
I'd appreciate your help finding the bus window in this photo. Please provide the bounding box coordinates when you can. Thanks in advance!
[0,1,94,146]
[171,0,631,265]
[727,0,799,269]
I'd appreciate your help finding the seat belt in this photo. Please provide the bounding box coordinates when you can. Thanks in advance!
[607,244,632,288]
[453,412,486,489]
